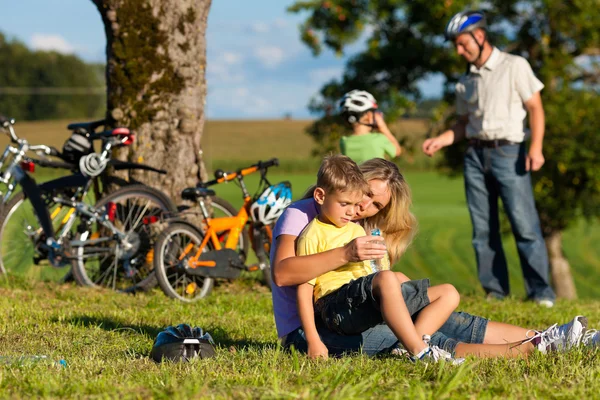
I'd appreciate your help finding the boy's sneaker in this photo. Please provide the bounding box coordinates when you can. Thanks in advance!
[582,330,599,349]
[410,337,464,365]
[525,316,588,354]
[409,346,465,365]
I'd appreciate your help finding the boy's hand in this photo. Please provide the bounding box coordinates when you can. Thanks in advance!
[373,111,386,130]
[344,236,387,263]
[308,340,329,359]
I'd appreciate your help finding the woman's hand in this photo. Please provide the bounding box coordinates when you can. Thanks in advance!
[343,236,387,263]
[308,340,329,359]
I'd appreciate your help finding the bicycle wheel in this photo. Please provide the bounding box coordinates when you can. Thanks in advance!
[71,184,176,292]
[0,187,81,282]
[252,224,273,289]
[154,222,214,302]
[208,196,249,261]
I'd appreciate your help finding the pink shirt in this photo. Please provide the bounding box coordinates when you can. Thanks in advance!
[270,198,319,338]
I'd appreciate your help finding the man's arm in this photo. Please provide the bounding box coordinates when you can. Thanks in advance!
[524,91,545,171]
[422,115,469,157]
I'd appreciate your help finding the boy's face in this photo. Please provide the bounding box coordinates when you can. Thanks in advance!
[314,188,364,228]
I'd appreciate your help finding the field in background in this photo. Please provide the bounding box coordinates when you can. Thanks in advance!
[3,118,432,173]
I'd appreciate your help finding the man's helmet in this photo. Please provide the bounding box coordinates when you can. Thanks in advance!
[150,324,216,362]
[250,181,292,225]
[339,90,378,116]
[445,10,487,41]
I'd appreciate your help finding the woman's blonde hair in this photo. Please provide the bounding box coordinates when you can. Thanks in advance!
[359,158,417,263]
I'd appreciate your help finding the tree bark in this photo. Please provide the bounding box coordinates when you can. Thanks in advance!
[545,231,578,299]
[92,0,211,200]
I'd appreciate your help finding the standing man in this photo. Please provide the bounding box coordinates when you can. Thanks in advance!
[422,10,556,307]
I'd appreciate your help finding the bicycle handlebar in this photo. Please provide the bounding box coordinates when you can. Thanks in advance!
[201,157,279,187]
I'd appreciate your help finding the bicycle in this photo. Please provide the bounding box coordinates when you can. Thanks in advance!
[153,158,292,302]
[0,117,176,292]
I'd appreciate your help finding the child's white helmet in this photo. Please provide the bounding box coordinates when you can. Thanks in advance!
[339,90,378,114]
[250,182,292,225]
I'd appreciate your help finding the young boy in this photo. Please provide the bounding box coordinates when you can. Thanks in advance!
[296,155,463,363]
[339,90,402,165]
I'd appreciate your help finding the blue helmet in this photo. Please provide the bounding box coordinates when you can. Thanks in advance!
[150,324,216,362]
[445,11,487,41]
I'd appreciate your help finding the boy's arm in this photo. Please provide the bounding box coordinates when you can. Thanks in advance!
[297,283,328,359]
[374,112,402,157]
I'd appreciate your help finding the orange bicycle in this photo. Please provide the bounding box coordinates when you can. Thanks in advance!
[153,158,292,302]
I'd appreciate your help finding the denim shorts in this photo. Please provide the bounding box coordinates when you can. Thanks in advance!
[314,274,431,336]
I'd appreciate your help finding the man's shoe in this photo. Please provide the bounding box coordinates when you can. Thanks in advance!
[535,298,555,308]
[525,316,588,353]
[486,292,505,301]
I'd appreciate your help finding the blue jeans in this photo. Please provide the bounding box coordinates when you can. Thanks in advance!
[282,279,488,356]
[282,311,487,357]
[464,143,555,301]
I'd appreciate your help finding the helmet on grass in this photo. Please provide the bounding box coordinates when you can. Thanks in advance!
[250,181,292,225]
[445,10,487,41]
[150,324,216,362]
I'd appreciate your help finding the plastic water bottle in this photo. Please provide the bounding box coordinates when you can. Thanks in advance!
[370,228,382,273]
[0,355,67,367]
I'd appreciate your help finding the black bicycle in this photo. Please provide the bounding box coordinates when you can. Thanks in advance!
[0,117,176,292]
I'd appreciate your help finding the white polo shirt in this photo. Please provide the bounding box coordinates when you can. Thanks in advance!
[455,47,544,142]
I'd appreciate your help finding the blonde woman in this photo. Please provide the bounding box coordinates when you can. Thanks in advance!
[271,158,590,359]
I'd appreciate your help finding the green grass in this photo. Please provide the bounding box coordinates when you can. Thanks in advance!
[1,279,600,398]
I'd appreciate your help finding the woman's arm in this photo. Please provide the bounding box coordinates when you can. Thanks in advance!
[272,234,388,286]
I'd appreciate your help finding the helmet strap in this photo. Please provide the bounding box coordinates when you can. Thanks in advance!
[466,31,487,74]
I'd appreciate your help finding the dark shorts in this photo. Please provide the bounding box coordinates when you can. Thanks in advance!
[314,275,430,336]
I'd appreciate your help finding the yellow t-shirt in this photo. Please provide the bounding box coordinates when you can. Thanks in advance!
[296,218,372,302]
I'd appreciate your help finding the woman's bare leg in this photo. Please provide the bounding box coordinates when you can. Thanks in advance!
[483,321,532,344]
[454,340,535,359]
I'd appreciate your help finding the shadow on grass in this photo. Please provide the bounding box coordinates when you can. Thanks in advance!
[57,315,276,353]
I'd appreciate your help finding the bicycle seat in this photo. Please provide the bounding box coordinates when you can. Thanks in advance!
[181,187,216,201]
[66,119,106,133]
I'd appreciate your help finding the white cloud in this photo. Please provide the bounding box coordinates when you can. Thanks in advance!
[250,22,270,34]
[255,46,285,68]
[309,67,343,84]
[210,85,272,115]
[30,33,75,54]
[273,18,288,29]
[222,51,243,65]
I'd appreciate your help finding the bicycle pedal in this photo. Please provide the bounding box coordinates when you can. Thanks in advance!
[246,264,260,272]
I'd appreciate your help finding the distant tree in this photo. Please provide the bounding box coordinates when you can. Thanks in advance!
[291,0,600,298]
[0,32,104,121]
[91,0,212,200]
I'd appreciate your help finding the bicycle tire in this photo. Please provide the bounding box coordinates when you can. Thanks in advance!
[0,189,74,282]
[253,224,273,289]
[154,221,214,302]
[209,196,249,260]
[71,184,177,292]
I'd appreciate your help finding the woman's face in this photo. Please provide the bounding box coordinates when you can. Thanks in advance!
[355,179,391,219]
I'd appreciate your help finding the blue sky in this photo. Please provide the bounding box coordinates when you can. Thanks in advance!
[1,0,442,119]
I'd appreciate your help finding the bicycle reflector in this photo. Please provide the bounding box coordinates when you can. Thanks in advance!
[143,215,159,225]
[20,161,35,173]
[106,202,117,222]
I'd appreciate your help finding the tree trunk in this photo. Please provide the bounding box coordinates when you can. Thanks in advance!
[92,0,212,200]
[545,231,578,299]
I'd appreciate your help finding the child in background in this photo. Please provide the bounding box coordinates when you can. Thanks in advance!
[339,90,402,164]
[296,155,463,363]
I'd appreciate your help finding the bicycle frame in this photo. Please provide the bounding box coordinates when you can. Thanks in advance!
[179,161,276,269]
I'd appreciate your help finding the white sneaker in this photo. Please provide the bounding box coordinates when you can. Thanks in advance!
[536,299,555,308]
[410,336,465,365]
[525,316,588,353]
[582,329,599,348]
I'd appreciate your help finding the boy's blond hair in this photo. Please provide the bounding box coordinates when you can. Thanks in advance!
[317,154,370,195]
